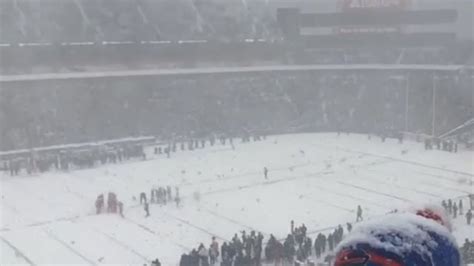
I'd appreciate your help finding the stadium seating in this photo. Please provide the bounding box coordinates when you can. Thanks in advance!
[0,0,472,74]
[0,0,276,43]
[1,70,472,151]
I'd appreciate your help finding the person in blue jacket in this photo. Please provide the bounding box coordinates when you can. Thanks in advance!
[334,206,461,266]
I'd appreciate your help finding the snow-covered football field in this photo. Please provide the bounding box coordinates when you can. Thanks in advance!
[1,133,473,265]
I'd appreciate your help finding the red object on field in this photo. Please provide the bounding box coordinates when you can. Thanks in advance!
[416,209,445,226]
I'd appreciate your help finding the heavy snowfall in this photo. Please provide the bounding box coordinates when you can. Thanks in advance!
[1,134,473,265]
[0,0,473,265]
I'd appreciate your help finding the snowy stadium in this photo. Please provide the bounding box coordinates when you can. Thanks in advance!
[0,0,473,265]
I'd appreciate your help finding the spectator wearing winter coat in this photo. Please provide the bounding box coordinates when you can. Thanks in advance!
[234,251,246,266]
[180,250,199,266]
[347,222,353,232]
[453,202,458,218]
[221,242,232,266]
[442,200,448,211]
[466,209,473,225]
[304,237,312,258]
[179,253,190,266]
[321,234,327,252]
[296,245,305,263]
[151,258,161,266]
[255,232,264,264]
[209,237,219,265]
[314,239,321,258]
[197,243,209,266]
[283,234,296,264]
[328,233,334,251]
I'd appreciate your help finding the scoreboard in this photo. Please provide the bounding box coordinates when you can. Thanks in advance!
[277,0,458,47]
[337,0,410,10]
[336,0,409,33]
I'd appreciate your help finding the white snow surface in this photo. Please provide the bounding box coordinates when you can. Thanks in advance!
[1,133,473,265]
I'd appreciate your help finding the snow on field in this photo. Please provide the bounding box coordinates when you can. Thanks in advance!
[1,133,473,265]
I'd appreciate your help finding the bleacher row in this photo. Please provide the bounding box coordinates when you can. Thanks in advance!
[1,69,472,151]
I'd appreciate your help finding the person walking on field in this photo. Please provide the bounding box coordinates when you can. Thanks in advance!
[442,200,448,211]
[264,167,268,180]
[140,192,147,205]
[356,205,363,222]
[144,202,150,217]
[209,237,219,265]
[118,201,124,217]
[347,222,353,232]
[469,194,474,210]
[466,209,472,225]
[95,194,104,214]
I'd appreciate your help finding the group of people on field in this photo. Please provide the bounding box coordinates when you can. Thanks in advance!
[441,197,474,225]
[139,186,181,217]
[424,138,458,153]
[94,185,183,218]
[155,134,265,159]
[442,198,464,218]
[462,238,474,264]
[4,143,147,176]
[441,199,472,222]
[180,231,264,266]
[95,192,124,217]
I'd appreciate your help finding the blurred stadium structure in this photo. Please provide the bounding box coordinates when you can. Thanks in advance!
[0,0,472,73]
[0,0,472,152]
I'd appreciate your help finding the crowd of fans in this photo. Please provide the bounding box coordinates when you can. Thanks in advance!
[2,141,147,176]
[1,69,472,152]
[178,220,351,266]
[173,197,472,266]
[462,239,474,265]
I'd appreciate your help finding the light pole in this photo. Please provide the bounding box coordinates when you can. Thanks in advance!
[405,74,409,133]
[431,75,437,137]
[390,75,408,133]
